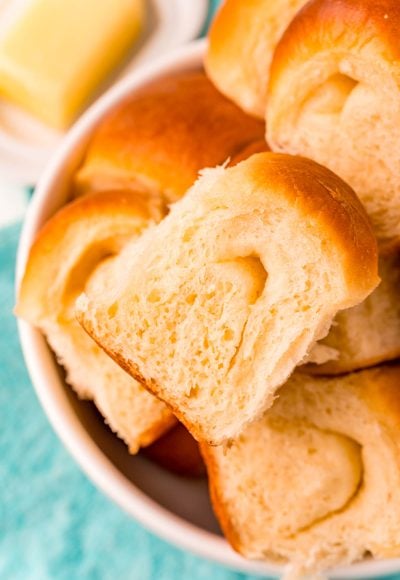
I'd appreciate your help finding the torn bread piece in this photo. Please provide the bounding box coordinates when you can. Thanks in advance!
[16,191,175,453]
[202,366,400,577]
[76,153,378,444]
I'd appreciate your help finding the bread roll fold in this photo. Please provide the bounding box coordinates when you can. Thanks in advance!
[76,153,379,444]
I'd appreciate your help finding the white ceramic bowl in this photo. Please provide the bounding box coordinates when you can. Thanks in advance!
[16,40,400,579]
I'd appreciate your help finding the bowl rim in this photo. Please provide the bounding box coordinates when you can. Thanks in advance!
[16,38,400,579]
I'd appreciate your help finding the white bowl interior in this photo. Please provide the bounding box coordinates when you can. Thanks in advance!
[16,39,400,579]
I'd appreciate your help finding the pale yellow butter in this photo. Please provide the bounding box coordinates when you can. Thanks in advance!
[0,0,145,129]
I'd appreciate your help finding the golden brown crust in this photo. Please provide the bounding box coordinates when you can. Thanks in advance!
[16,190,161,323]
[238,153,379,299]
[267,0,400,132]
[271,0,400,79]
[206,0,307,118]
[74,71,265,203]
[16,189,175,452]
[206,0,260,115]
[228,139,270,167]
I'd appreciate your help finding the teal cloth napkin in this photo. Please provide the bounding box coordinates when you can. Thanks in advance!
[0,2,264,579]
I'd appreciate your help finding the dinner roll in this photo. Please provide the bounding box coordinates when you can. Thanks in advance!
[307,251,400,374]
[206,0,307,118]
[202,366,400,577]
[76,153,378,444]
[267,0,400,247]
[15,191,175,453]
[74,71,265,204]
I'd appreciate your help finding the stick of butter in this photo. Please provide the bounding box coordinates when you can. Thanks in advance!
[0,0,145,129]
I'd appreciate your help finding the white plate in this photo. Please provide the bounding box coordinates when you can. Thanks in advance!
[16,40,400,579]
[0,0,207,185]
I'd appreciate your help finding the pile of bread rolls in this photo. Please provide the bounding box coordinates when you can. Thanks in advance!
[16,0,400,577]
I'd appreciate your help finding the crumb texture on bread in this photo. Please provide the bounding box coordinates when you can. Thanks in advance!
[202,366,400,576]
[206,0,307,117]
[307,251,400,374]
[16,191,175,452]
[74,71,265,203]
[76,153,378,444]
[267,0,400,246]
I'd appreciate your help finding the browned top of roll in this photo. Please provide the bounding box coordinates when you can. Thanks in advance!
[16,190,157,325]
[206,0,307,118]
[269,0,400,98]
[236,153,379,298]
[75,71,265,203]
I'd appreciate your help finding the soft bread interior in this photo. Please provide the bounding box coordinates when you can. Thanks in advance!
[282,79,400,244]
[44,314,174,452]
[220,417,362,539]
[16,192,175,452]
[76,154,378,444]
[267,6,400,247]
[203,367,400,575]
[307,251,400,374]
